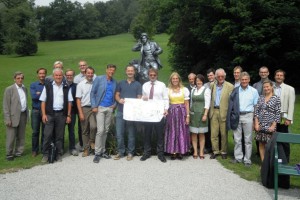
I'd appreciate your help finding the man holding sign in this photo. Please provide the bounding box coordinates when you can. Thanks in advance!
[140,68,169,163]
[114,65,142,161]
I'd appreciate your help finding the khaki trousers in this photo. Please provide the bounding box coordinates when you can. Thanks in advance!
[210,109,228,154]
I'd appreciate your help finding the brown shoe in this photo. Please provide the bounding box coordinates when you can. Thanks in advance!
[90,142,95,150]
[32,152,37,157]
[82,148,90,157]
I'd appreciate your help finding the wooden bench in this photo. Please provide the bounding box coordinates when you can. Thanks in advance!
[274,132,300,200]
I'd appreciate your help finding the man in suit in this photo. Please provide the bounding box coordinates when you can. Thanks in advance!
[253,66,272,95]
[274,69,295,132]
[3,71,28,161]
[209,68,234,159]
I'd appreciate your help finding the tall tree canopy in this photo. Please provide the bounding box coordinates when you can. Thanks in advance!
[165,0,300,85]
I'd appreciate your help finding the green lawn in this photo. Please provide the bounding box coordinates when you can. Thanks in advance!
[0,33,299,189]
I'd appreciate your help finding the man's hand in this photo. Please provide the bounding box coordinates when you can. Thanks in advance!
[92,107,98,113]
[5,121,12,127]
[66,116,71,124]
[79,113,85,121]
[42,115,48,124]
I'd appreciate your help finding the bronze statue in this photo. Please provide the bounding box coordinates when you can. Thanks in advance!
[132,33,163,84]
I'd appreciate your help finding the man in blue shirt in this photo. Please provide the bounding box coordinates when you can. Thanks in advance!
[30,68,47,157]
[114,65,142,161]
[227,72,259,167]
[91,64,117,163]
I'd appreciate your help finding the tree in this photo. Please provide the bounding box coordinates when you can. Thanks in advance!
[0,0,38,55]
[167,0,300,86]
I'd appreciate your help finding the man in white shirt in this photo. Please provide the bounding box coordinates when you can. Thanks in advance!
[140,68,169,163]
[40,68,73,163]
[76,67,97,157]
[3,71,28,161]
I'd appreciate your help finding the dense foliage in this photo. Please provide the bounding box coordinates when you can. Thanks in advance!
[0,0,299,88]
[166,0,300,85]
[0,0,38,55]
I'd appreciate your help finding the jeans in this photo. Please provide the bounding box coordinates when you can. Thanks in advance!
[67,113,76,150]
[116,112,136,155]
[31,109,44,153]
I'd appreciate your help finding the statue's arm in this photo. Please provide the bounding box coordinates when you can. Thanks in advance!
[153,42,163,55]
[132,41,142,51]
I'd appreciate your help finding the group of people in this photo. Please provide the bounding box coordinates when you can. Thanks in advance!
[3,62,295,167]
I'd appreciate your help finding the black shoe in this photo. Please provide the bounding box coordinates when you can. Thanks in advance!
[177,154,183,160]
[221,154,227,159]
[6,156,14,161]
[210,153,219,159]
[158,155,166,163]
[101,152,111,159]
[230,159,240,164]
[140,154,150,161]
[170,153,177,160]
[93,155,101,163]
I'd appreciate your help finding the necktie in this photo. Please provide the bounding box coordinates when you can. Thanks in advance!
[149,82,154,99]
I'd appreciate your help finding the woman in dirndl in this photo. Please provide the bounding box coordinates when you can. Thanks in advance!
[165,72,190,160]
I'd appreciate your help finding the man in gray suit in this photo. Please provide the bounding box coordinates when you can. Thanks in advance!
[3,71,28,161]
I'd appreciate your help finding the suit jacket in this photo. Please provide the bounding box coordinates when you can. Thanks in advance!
[3,84,28,127]
[209,81,234,121]
[278,83,295,121]
[90,75,117,108]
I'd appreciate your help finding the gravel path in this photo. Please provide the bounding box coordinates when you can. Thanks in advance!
[0,153,299,200]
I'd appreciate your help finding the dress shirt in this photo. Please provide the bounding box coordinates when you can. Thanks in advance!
[239,85,259,112]
[142,80,169,110]
[30,81,45,110]
[234,81,240,88]
[191,86,211,109]
[15,84,27,112]
[274,84,282,97]
[39,82,73,110]
[214,83,223,107]
[76,79,93,107]
[74,73,97,84]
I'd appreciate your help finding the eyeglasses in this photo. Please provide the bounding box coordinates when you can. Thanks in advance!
[149,74,157,77]
[80,65,86,67]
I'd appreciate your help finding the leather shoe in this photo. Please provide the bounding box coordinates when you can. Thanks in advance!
[221,154,227,159]
[6,156,14,161]
[93,155,101,163]
[140,154,150,161]
[101,152,111,159]
[210,153,219,159]
[158,155,166,163]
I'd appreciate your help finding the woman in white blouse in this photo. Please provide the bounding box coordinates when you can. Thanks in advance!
[189,74,211,159]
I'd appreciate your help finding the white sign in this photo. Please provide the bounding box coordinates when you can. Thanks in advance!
[123,98,165,122]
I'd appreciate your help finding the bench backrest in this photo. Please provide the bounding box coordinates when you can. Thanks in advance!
[276,132,300,144]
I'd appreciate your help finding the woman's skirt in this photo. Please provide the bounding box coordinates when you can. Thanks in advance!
[164,104,190,154]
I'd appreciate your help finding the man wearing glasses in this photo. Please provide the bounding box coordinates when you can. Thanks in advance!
[3,71,28,161]
[209,68,234,159]
[140,68,169,163]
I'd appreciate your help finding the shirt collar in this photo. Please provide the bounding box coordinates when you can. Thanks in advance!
[15,83,24,89]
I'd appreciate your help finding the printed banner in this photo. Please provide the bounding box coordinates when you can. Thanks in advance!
[123,98,165,122]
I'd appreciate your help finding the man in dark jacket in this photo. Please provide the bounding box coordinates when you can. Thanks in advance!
[227,72,258,167]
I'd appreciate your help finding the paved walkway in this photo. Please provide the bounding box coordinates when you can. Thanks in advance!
[0,154,299,200]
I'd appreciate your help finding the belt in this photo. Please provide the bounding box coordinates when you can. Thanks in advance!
[53,110,63,113]
[214,106,220,109]
[240,111,253,115]
[32,108,40,110]
[83,106,91,108]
